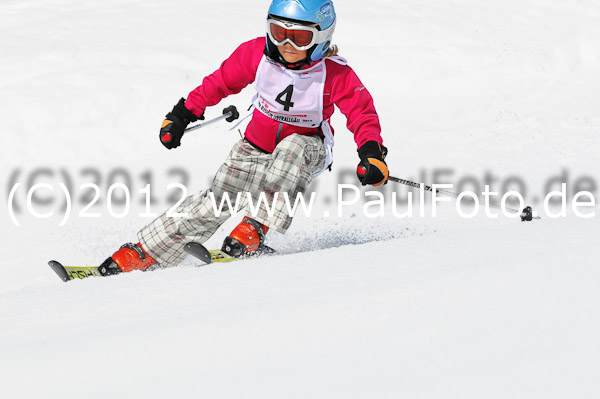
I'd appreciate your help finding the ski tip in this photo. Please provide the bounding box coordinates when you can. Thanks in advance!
[183,242,212,265]
[48,260,70,282]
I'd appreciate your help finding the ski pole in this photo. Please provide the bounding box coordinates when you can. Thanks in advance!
[184,105,240,134]
[387,175,540,221]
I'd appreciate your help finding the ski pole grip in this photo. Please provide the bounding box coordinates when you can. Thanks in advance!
[223,105,239,123]
[184,105,239,134]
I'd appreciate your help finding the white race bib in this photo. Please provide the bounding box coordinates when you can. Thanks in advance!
[253,55,346,128]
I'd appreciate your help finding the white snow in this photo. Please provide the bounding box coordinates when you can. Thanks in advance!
[1,0,599,398]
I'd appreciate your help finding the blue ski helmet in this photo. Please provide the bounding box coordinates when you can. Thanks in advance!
[266,0,337,62]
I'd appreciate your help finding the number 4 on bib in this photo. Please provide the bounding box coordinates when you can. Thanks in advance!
[275,85,295,111]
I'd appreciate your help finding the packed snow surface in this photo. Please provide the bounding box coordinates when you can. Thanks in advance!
[1,0,599,398]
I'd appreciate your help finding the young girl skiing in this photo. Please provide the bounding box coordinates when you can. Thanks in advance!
[101,0,389,275]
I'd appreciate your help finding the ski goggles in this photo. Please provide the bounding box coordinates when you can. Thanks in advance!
[266,18,336,51]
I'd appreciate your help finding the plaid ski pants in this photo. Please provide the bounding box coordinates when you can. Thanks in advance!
[138,134,326,267]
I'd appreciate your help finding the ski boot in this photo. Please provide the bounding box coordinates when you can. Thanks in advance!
[98,242,157,276]
[221,217,274,258]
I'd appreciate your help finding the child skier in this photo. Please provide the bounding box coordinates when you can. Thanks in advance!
[101,0,389,274]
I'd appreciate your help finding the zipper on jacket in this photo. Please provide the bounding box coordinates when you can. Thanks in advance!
[275,122,283,146]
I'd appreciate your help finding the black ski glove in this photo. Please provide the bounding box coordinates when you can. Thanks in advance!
[159,98,204,149]
[356,141,389,187]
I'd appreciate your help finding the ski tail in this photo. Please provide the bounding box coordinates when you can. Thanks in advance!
[183,242,213,264]
[183,242,237,263]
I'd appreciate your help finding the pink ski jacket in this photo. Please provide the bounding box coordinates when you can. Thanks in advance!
[184,37,382,153]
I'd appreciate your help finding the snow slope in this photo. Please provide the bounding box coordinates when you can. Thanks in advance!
[1,0,599,398]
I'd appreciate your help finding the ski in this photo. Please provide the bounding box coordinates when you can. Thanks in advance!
[200,246,277,264]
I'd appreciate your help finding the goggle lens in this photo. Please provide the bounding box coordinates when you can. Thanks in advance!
[270,23,314,47]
